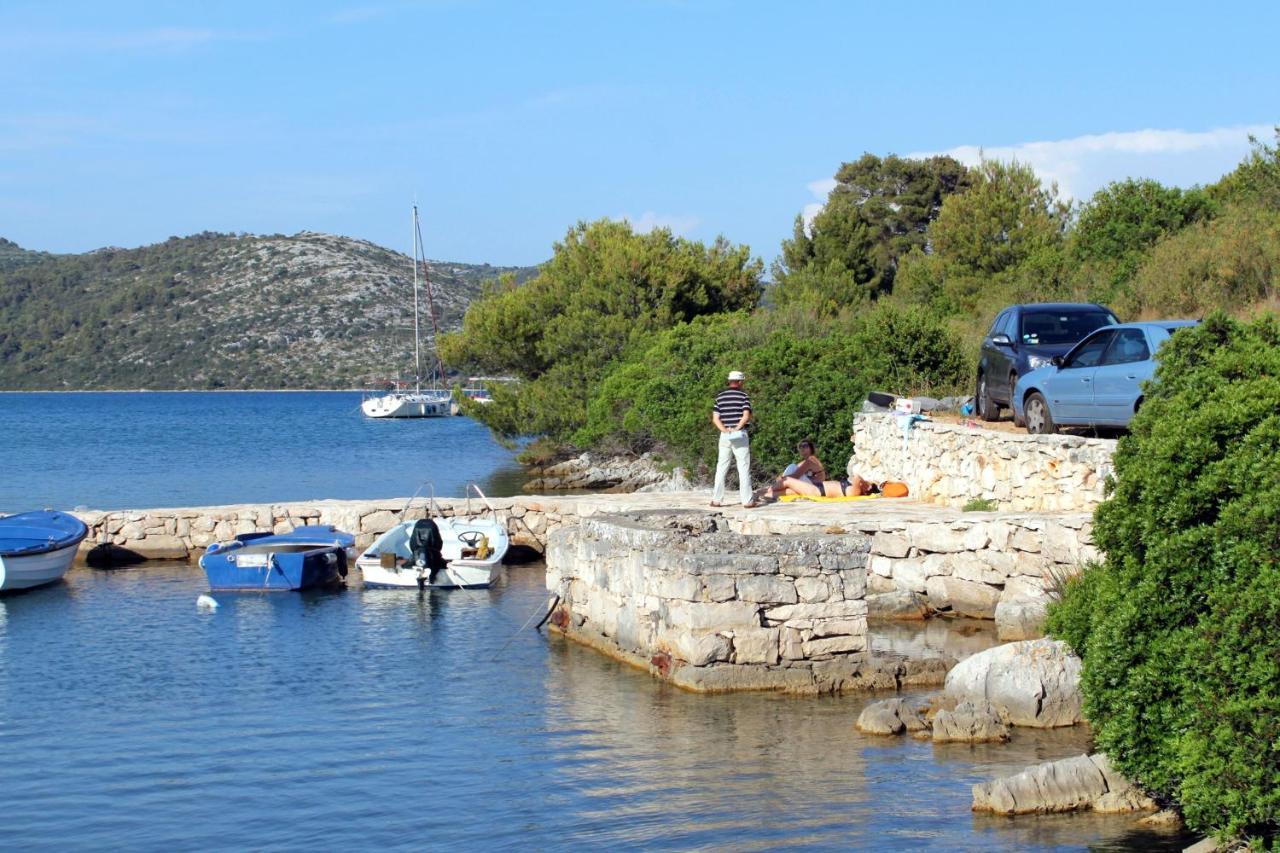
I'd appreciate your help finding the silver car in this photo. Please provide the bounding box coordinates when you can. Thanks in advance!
[1012,321,1198,434]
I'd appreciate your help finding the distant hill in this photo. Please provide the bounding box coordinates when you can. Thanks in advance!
[0,232,537,390]
[0,237,54,271]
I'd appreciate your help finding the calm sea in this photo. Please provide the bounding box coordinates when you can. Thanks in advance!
[0,564,1193,851]
[0,392,527,513]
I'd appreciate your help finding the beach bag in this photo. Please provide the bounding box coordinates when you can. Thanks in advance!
[881,481,909,498]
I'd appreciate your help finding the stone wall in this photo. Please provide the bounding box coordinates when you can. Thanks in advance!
[861,513,1097,640]
[849,413,1115,512]
[543,510,944,695]
[74,496,576,564]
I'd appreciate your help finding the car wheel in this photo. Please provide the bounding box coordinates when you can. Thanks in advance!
[1024,392,1055,435]
[976,374,999,422]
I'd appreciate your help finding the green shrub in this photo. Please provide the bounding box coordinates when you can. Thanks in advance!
[1046,313,1280,840]
[577,303,968,478]
[961,497,998,512]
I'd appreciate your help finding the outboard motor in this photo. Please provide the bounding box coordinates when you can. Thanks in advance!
[408,518,447,587]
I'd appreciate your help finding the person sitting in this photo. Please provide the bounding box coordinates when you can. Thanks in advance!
[758,440,825,500]
[760,440,878,501]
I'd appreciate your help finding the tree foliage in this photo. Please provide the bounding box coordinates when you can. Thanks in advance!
[773,154,971,312]
[1046,314,1280,840]
[1070,178,1217,298]
[577,303,968,477]
[894,159,1070,318]
[439,219,764,439]
[1211,127,1280,210]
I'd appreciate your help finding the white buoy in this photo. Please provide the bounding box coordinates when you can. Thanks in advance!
[196,594,219,611]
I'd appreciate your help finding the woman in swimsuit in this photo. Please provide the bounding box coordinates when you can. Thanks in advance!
[760,440,874,501]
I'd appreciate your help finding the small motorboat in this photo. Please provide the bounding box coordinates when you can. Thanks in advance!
[200,525,355,591]
[0,510,89,593]
[358,516,509,589]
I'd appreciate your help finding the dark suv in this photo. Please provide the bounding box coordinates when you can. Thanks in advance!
[975,303,1118,421]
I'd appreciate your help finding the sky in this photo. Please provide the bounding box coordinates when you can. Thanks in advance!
[1,1,1277,266]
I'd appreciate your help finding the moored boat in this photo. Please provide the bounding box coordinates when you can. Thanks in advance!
[200,525,355,591]
[363,205,453,419]
[357,486,509,589]
[0,510,89,593]
[362,389,451,418]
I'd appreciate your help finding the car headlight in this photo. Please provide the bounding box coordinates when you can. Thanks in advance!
[1027,355,1051,370]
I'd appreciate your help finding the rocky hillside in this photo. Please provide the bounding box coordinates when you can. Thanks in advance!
[0,232,537,389]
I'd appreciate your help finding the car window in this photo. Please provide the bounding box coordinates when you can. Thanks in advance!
[1063,330,1116,369]
[1101,329,1150,365]
[1019,310,1116,346]
[988,311,1009,337]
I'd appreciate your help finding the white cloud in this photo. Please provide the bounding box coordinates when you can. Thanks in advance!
[622,211,701,237]
[801,178,837,229]
[909,124,1273,202]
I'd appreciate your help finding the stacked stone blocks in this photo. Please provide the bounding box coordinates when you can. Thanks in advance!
[545,511,872,692]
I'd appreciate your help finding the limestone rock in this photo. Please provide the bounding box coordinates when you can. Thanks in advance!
[932,701,1010,743]
[994,599,1048,641]
[670,632,732,667]
[944,638,1082,727]
[731,627,780,665]
[118,535,188,560]
[734,575,799,604]
[924,575,1000,619]
[871,532,910,558]
[971,753,1157,816]
[855,697,930,736]
[866,590,933,621]
[855,698,908,735]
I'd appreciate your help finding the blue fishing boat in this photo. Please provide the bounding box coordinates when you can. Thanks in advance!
[200,525,355,591]
[0,510,89,592]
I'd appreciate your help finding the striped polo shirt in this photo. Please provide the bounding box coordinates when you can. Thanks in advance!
[713,388,752,429]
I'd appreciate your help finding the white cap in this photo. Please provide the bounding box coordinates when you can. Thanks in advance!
[727,370,745,381]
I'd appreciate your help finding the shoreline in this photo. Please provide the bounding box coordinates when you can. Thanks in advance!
[0,388,376,394]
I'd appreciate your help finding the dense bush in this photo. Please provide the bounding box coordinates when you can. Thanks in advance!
[1118,204,1280,319]
[1046,314,1280,840]
[577,303,968,477]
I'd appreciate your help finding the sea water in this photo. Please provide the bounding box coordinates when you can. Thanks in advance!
[0,391,527,512]
[0,565,1194,851]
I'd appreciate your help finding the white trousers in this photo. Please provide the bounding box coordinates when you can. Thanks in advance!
[712,432,752,505]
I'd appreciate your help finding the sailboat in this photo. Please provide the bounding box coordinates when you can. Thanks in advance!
[361,205,454,418]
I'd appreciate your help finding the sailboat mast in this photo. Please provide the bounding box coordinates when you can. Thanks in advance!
[415,210,448,384]
[411,205,422,394]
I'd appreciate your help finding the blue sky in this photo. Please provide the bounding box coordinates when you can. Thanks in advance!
[1,1,1277,266]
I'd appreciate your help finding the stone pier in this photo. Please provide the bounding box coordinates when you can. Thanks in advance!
[545,509,908,694]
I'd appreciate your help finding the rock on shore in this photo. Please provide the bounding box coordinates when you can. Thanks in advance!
[524,452,691,493]
[972,753,1156,815]
[943,638,1082,727]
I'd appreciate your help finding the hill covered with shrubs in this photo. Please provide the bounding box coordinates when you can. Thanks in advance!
[0,231,535,389]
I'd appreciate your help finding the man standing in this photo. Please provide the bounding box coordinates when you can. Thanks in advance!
[711,370,757,508]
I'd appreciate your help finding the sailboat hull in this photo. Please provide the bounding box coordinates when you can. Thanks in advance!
[361,393,451,418]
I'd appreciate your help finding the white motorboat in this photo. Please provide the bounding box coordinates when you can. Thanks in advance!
[356,485,510,589]
[0,510,89,592]
[363,204,453,419]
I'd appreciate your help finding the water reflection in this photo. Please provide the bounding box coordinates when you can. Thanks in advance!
[0,560,1194,851]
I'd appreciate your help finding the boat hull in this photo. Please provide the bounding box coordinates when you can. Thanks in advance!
[201,548,346,591]
[359,558,501,589]
[361,393,451,418]
[0,541,79,592]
